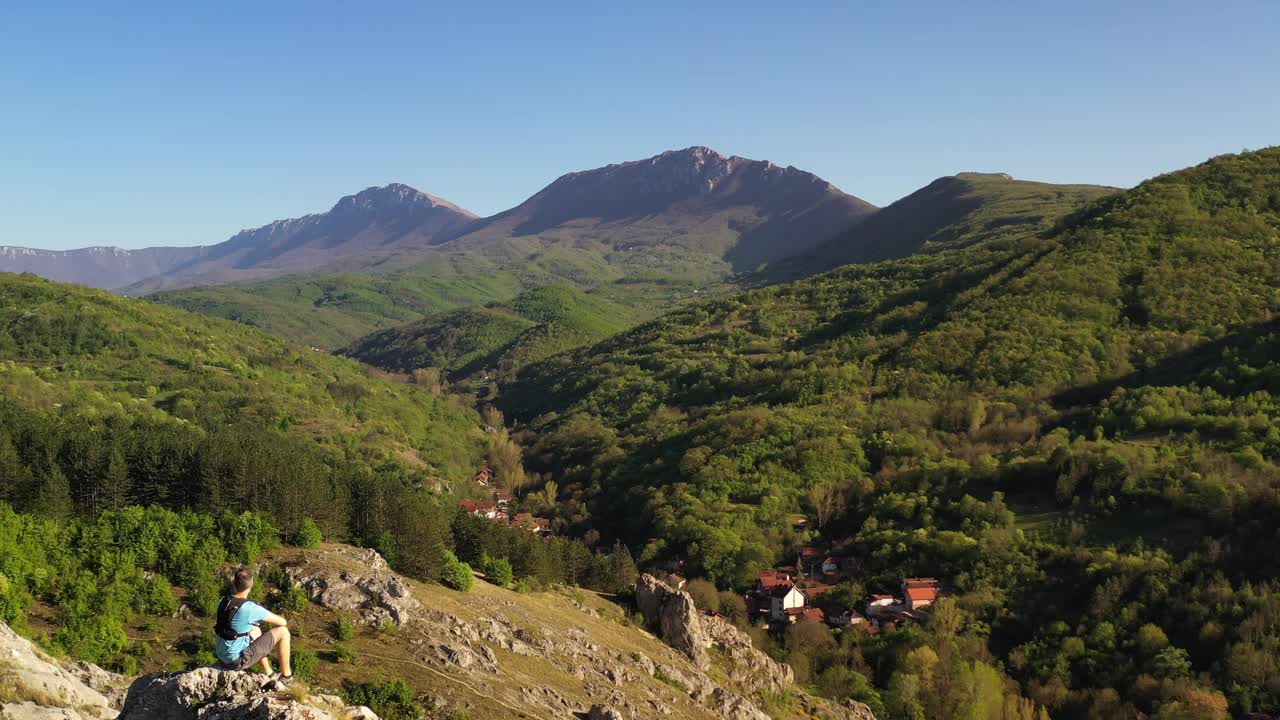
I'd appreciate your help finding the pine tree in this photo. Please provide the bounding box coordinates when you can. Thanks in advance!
[608,541,638,594]
[100,445,131,511]
[33,463,73,519]
[0,431,31,506]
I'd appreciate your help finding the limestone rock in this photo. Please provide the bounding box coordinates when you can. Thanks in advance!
[634,573,790,691]
[0,622,116,720]
[284,547,421,627]
[66,661,128,708]
[587,704,626,720]
[117,667,379,720]
[703,614,793,692]
[657,590,709,669]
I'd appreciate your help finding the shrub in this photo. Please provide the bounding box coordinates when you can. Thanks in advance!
[191,650,218,669]
[482,556,513,588]
[343,678,423,720]
[513,578,532,594]
[292,647,319,681]
[334,615,355,642]
[333,642,356,664]
[296,519,323,549]
[282,586,309,614]
[685,579,719,612]
[440,551,473,592]
[109,653,139,676]
[138,576,179,616]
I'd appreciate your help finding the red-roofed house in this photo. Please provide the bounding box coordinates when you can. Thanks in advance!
[458,499,501,520]
[511,513,551,534]
[827,607,867,628]
[755,571,792,593]
[799,583,835,602]
[902,578,941,610]
[786,606,826,623]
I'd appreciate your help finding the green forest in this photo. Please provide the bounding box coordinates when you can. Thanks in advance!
[340,284,648,381]
[498,148,1280,718]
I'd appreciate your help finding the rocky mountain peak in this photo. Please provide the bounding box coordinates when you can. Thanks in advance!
[331,183,476,218]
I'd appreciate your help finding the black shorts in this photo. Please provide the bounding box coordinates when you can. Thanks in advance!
[223,631,276,670]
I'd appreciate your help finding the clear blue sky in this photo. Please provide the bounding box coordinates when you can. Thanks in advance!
[1,1,1277,250]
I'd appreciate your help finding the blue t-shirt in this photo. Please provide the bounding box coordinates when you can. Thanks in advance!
[215,600,271,662]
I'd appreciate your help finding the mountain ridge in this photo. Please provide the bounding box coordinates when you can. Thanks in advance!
[2,147,875,292]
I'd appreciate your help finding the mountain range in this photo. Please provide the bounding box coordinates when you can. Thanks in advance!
[0,146,876,293]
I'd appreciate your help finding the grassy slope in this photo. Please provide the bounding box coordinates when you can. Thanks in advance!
[0,272,485,480]
[341,285,649,378]
[761,172,1117,283]
[72,543,815,720]
[149,239,734,351]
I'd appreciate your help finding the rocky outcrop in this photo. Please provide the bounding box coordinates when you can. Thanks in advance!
[840,700,879,720]
[117,667,378,720]
[0,622,119,720]
[703,614,793,692]
[634,573,792,691]
[0,621,376,720]
[635,574,709,668]
[656,591,710,669]
[284,546,420,627]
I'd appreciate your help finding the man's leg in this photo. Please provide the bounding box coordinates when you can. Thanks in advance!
[259,656,273,674]
[270,626,292,676]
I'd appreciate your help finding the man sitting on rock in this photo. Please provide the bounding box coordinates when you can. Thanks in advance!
[214,567,293,683]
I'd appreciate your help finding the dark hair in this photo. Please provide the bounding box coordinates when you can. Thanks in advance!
[233,567,254,593]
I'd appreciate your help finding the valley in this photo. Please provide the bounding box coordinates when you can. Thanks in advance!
[0,146,1277,720]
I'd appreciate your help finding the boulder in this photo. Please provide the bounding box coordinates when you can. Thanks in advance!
[657,591,709,669]
[587,704,626,720]
[284,547,421,627]
[633,574,709,668]
[0,622,117,720]
[117,667,379,720]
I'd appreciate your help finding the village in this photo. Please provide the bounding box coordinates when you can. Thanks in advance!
[456,466,552,534]
[663,548,945,636]
[459,466,947,636]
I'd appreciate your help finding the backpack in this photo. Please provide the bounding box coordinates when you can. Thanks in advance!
[214,595,252,642]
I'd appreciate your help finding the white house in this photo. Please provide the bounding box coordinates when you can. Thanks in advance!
[769,585,806,621]
[865,594,897,617]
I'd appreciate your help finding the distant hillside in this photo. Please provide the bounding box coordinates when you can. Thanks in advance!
[0,272,485,489]
[0,245,204,289]
[125,184,478,292]
[762,172,1116,281]
[0,185,476,292]
[499,148,1280,717]
[342,284,647,378]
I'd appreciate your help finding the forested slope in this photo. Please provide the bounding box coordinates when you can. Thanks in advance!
[500,148,1280,718]
[0,272,486,538]
[341,285,647,379]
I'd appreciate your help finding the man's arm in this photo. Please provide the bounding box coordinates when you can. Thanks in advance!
[260,610,288,627]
